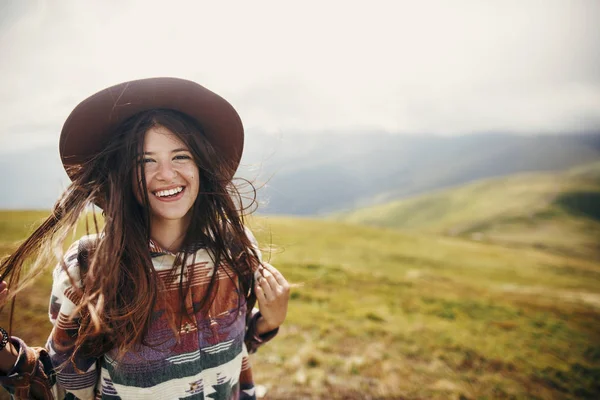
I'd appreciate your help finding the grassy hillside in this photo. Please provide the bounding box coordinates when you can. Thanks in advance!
[337,162,600,260]
[0,212,599,398]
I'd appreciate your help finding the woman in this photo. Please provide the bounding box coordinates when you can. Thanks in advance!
[0,77,289,399]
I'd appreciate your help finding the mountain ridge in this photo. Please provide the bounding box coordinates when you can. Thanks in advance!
[336,161,600,260]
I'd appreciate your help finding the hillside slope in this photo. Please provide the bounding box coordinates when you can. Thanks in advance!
[0,213,599,399]
[337,162,600,260]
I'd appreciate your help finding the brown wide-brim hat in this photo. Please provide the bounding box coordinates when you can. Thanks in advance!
[59,77,244,180]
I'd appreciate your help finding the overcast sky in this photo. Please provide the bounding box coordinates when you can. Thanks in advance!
[1,0,599,153]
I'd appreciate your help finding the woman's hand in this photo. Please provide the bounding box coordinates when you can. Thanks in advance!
[254,263,290,333]
[0,281,17,373]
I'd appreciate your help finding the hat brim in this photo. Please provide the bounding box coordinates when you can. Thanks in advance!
[59,77,244,181]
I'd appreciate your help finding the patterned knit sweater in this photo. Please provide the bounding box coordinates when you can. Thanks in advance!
[3,232,277,400]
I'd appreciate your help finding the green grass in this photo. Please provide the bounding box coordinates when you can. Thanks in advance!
[336,161,600,261]
[1,212,599,399]
[248,217,600,399]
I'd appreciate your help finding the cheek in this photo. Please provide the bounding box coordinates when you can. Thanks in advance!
[190,175,200,194]
[187,168,200,195]
[187,166,200,186]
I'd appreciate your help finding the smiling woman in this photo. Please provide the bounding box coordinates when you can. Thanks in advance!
[0,78,289,400]
[133,124,202,251]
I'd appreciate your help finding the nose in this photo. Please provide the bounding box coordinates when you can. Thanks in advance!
[156,161,178,181]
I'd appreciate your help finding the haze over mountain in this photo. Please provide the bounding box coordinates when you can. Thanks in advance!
[249,132,600,215]
[1,132,599,214]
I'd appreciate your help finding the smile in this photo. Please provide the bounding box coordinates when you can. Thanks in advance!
[153,186,184,198]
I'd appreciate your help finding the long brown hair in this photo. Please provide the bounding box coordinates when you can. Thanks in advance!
[0,109,261,361]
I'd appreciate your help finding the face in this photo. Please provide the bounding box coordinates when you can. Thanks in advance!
[134,125,200,225]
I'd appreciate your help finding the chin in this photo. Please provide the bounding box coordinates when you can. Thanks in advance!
[150,206,193,223]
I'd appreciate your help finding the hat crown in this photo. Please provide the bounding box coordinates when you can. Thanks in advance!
[60,77,244,181]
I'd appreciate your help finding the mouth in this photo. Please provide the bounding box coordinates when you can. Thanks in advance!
[152,186,185,200]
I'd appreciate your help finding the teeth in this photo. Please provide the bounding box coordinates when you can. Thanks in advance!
[155,187,183,198]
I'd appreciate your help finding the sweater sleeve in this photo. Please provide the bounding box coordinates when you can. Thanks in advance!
[0,239,97,400]
[45,239,98,400]
[0,337,57,400]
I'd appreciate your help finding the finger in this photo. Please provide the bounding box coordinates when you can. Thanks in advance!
[0,283,8,298]
[257,276,275,301]
[254,282,266,301]
[259,267,278,290]
[0,289,8,305]
[253,264,265,281]
[262,264,290,292]
[261,263,288,287]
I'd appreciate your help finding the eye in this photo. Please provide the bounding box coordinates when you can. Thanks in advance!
[140,158,155,164]
[173,154,192,161]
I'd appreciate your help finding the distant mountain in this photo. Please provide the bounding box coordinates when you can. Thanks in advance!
[336,162,600,260]
[253,132,600,215]
[1,132,599,214]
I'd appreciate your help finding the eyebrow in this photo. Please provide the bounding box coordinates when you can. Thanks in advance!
[142,148,190,155]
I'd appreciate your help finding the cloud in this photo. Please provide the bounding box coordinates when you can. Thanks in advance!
[1,0,599,152]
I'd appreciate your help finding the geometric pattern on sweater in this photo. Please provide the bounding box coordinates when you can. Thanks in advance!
[45,232,274,400]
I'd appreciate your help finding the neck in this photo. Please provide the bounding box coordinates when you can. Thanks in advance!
[150,216,190,253]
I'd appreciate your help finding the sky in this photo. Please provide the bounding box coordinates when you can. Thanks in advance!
[1,0,599,153]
